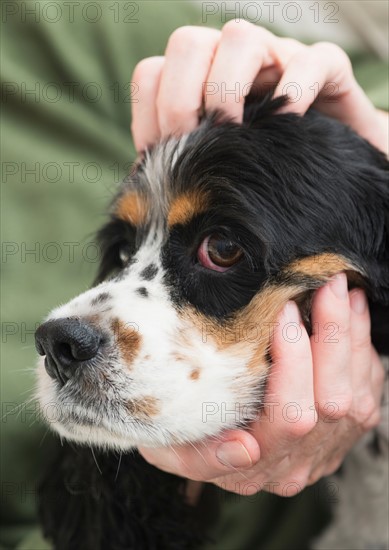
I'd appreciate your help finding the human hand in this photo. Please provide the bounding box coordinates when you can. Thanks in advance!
[131,20,388,155]
[139,274,385,496]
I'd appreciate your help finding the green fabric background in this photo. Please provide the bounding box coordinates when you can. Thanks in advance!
[1,1,388,549]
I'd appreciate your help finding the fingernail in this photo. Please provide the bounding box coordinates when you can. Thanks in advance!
[329,273,348,299]
[216,441,253,468]
[350,289,367,314]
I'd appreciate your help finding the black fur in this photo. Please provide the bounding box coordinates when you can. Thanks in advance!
[39,444,206,550]
[39,96,389,549]
[140,264,159,281]
[162,97,388,329]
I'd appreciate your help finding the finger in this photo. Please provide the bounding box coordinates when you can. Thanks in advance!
[311,273,352,419]
[131,56,165,153]
[157,26,220,137]
[273,42,352,114]
[371,346,387,402]
[354,346,385,431]
[254,301,316,452]
[273,42,379,138]
[139,429,259,482]
[251,66,281,97]
[349,289,372,395]
[205,21,276,122]
[350,289,383,430]
[273,42,354,113]
[249,37,304,101]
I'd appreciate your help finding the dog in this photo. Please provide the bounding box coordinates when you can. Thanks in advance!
[35,95,389,549]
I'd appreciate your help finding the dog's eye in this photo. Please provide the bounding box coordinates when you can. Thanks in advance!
[197,234,243,272]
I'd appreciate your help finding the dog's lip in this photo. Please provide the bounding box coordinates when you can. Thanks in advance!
[44,355,69,386]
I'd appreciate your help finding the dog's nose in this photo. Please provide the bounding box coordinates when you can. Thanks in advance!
[35,318,102,385]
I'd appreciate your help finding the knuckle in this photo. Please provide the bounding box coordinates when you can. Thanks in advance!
[222,18,256,40]
[334,398,353,420]
[312,41,345,58]
[132,57,162,84]
[357,395,377,421]
[311,41,352,71]
[281,472,308,495]
[319,391,353,420]
[167,26,205,51]
[286,416,316,439]
[353,395,381,429]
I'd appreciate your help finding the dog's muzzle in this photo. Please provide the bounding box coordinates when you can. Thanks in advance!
[35,318,102,386]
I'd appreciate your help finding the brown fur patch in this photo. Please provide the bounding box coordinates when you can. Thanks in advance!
[190,369,200,380]
[167,192,208,227]
[170,352,201,379]
[115,191,148,225]
[182,263,339,380]
[171,352,187,362]
[287,253,356,280]
[181,283,301,377]
[111,318,141,367]
[126,396,159,418]
[181,253,362,378]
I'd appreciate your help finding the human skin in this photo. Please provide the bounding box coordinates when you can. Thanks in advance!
[130,21,387,496]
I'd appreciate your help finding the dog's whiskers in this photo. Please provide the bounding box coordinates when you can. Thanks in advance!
[90,446,102,475]
[114,451,123,482]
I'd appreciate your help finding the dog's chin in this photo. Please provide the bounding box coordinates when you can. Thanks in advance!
[41,406,236,451]
[38,394,183,450]
[51,418,162,450]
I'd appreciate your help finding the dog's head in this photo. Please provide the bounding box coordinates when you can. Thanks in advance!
[35,96,389,450]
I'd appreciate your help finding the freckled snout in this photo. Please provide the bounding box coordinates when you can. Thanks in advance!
[35,318,103,386]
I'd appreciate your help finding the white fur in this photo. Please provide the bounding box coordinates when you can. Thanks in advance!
[37,235,264,450]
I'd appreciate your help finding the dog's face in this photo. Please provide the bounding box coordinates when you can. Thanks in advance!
[36,98,385,450]
[36,129,280,450]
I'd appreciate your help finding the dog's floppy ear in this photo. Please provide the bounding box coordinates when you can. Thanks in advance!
[356,164,389,307]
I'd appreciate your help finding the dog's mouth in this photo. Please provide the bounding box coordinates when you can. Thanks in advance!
[39,372,162,449]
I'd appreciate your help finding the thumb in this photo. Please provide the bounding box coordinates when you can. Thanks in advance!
[139,430,260,481]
